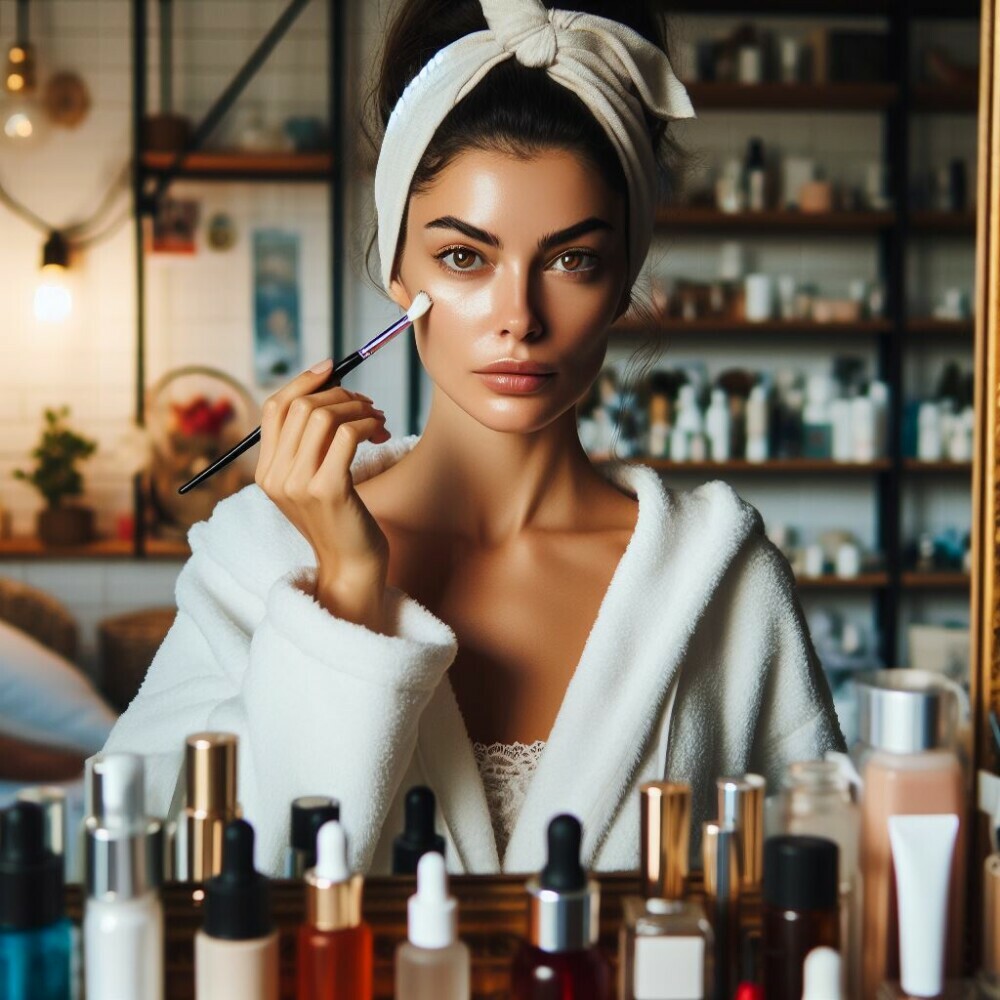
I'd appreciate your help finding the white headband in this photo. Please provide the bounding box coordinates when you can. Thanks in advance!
[374,0,696,293]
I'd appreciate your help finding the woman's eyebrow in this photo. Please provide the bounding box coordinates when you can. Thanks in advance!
[423,215,613,251]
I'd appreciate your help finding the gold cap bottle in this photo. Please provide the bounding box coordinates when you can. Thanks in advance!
[640,781,691,900]
[717,773,765,891]
[305,821,364,932]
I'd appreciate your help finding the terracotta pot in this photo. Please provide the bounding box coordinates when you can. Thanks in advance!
[37,505,95,546]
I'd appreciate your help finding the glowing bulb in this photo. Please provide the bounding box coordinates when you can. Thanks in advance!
[33,233,72,324]
[1,93,44,144]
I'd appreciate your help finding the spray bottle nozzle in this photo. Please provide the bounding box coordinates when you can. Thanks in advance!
[540,814,586,892]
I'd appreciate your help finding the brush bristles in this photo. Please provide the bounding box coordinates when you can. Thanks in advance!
[407,291,432,321]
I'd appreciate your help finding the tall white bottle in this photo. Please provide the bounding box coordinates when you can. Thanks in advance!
[84,753,165,1000]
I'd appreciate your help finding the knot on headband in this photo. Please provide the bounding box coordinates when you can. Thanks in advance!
[375,0,697,293]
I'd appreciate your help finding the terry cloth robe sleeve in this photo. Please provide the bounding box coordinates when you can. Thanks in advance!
[99,442,458,876]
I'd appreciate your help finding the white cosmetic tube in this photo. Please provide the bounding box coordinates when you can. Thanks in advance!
[887,813,959,998]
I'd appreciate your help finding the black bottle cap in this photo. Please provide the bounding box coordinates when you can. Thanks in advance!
[290,796,340,864]
[203,819,272,941]
[540,814,586,892]
[763,835,838,911]
[392,786,445,875]
[0,801,64,930]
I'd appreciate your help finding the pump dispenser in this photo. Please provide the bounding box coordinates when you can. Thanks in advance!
[84,753,165,1000]
[392,786,446,874]
[298,820,372,1000]
[394,850,470,999]
[0,801,74,1000]
[195,819,278,1000]
[288,796,340,877]
[511,814,612,1000]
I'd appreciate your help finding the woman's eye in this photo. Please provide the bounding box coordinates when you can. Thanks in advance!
[550,250,598,273]
[437,247,484,272]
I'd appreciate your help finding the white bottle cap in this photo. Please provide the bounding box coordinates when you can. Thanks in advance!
[315,820,350,882]
[407,851,456,949]
[802,946,842,1000]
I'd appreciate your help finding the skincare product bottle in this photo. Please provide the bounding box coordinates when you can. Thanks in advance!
[706,389,732,461]
[287,796,340,878]
[511,814,612,1000]
[979,853,1000,998]
[394,850,470,1000]
[779,760,860,999]
[802,376,833,460]
[619,782,713,1000]
[852,393,876,462]
[84,754,165,1000]
[761,835,840,1000]
[175,731,240,882]
[195,819,279,1000]
[917,401,943,461]
[830,397,854,462]
[703,821,740,1000]
[676,385,705,462]
[298,820,372,1000]
[745,387,770,462]
[855,671,966,999]
[745,138,767,212]
[802,947,842,1000]
[717,774,765,892]
[393,786,446,875]
[0,802,74,1000]
[16,786,69,878]
[647,394,671,459]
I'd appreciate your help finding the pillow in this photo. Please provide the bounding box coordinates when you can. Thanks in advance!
[0,617,117,754]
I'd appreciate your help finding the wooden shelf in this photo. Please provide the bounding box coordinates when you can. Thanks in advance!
[612,318,892,336]
[655,207,895,233]
[682,81,898,111]
[612,458,892,474]
[912,84,979,114]
[796,573,889,590]
[906,318,975,336]
[910,211,977,234]
[140,150,334,180]
[903,459,973,474]
[0,536,190,561]
[901,571,970,589]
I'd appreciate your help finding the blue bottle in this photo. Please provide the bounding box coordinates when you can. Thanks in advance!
[0,801,74,1000]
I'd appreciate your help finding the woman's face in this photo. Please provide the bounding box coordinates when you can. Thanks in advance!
[389,147,629,434]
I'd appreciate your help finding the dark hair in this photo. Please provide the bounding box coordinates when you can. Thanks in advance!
[362,0,687,296]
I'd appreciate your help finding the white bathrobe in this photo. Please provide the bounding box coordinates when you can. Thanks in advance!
[102,434,844,877]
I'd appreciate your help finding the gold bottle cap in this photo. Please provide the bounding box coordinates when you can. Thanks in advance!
[985,854,1000,976]
[640,781,691,900]
[702,821,741,904]
[185,732,238,816]
[717,773,765,890]
[306,870,364,932]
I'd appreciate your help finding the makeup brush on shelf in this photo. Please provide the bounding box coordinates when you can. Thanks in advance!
[178,291,432,495]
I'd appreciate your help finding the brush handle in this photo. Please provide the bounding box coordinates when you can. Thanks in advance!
[177,350,364,494]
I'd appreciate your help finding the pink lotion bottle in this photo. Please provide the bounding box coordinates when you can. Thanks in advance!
[510,814,612,1000]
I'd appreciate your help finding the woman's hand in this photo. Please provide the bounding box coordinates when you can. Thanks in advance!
[255,360,392,631]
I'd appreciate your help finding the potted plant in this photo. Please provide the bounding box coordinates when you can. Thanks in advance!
[14,406,98,546]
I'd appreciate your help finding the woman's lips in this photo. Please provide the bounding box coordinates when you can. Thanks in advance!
[475,372,556,394]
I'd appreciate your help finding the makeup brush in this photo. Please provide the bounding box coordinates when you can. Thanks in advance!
[178,291,432,495]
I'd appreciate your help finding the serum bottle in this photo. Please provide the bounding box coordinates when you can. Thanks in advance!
[619,782,713,1000]
[84,753,165,1000]
[511,814,612,1000]
[394,850,470,1000]
[0,801,75,1000]
[195,819,279,1000]
[392,786,446,875]
[298,820,373,1000]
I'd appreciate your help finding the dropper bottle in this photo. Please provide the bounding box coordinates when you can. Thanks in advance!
[195,819,278,1000]
[84,753,165,1000]
[394,850,470,999]
[0,801,74,1000]
[510,814,612,1000]
[297,820,373,1000]
[392,786,446,874]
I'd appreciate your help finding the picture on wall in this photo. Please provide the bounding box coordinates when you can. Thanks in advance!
[151,197,200,254]
[253,229,302,386]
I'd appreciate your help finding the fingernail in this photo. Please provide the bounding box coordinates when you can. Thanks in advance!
[309,358,333,374]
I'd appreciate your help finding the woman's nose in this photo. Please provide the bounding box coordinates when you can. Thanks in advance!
[497,267,543,341]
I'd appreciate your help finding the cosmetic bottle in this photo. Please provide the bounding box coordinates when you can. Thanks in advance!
[802,376,833,460]
[717,774,765,892]
[852,393,876,462]
[195,819,278,1000]
[287,796,340,878]
[0,802,74,1000]
[394,850,470,1000]
[779,760,860,999]
[761,835,839,1000]
[918,401,943,461]
[511,814,612,1000]
[745,386,770,462]
[830,396,854,462]
[702,821,740,1000]
[979,853,1000,999]
[84,753,165,1000]
[647,394,671,459]
[855,670,966,999]
[706,389,732,461]
[16,786,69,878]
[676,385,706,462]
[175,731,240,882]
[744,138,767,212]
[802,947,842,1000]
[298,820,372,1000]
[392,786,446,875]
[619,782,713,1000]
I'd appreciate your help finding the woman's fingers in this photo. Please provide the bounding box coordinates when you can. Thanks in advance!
[312,415,389,499]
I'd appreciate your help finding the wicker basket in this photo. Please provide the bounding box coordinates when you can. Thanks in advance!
[0,577,78,661]
[97,607,176,712]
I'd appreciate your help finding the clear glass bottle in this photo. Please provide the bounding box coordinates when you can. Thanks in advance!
[619,783,713,1000]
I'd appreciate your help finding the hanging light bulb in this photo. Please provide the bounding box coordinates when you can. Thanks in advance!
[34,232,73,324]
[2,0,45,146]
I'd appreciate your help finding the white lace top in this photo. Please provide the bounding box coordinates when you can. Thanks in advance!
[471,740,546,864]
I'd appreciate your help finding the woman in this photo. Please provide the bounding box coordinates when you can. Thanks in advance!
[102,0,844,876]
